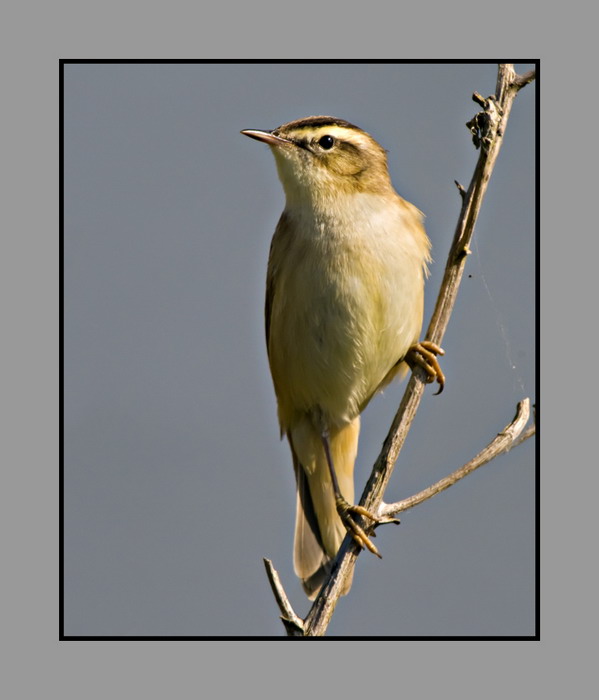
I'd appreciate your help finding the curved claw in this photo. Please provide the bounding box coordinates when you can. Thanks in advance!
[406,341,446,394]
[335,497,383,558]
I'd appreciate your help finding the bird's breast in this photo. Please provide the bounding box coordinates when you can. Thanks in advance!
[268,194,428,429]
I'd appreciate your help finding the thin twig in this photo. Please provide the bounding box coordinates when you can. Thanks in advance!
[455,180,467,201]
[510,422,536,451]
[263,558,305,636]
[514,69,536,89]
[380,399,531,517]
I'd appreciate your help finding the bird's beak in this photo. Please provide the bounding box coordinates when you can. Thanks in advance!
[241,129,292,147]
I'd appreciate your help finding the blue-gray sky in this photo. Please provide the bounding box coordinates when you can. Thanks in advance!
[63,62,536,636]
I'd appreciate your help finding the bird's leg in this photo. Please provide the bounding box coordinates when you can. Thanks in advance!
[321,431,398,558]
[405,340,446,394]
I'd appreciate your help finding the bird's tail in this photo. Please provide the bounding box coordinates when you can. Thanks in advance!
[289,416,359,599]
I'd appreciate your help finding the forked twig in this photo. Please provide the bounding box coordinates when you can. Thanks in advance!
[263,558,305,636]
[380,399,534,517]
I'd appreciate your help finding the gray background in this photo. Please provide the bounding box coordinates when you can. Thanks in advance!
[64,62,535,637]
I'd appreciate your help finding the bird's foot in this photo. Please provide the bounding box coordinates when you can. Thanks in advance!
[406,341,446,394]
[335,496,399,558]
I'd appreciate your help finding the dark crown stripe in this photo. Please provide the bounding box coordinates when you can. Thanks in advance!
[276,115,362,132]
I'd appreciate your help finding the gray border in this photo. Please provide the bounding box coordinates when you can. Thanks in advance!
[5,0,587,695]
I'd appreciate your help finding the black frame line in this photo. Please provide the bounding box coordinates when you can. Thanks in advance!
[59,58,540,641]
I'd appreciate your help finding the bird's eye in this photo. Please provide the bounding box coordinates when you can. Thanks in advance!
[318,135,335,150]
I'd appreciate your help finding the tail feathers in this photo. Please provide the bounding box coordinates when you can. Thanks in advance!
[302,562,331,600]
[290,418,359,599]
[293,461,354,599]
[301,558,355,600]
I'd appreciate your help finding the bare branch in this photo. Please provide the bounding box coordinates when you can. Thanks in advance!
[454,180,467,201]
[514,69,536,90]
[511,422,536,451]
[263,558,305,636]
[380,398,532,517]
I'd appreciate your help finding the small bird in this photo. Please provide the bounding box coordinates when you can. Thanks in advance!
[242,116,444,599]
